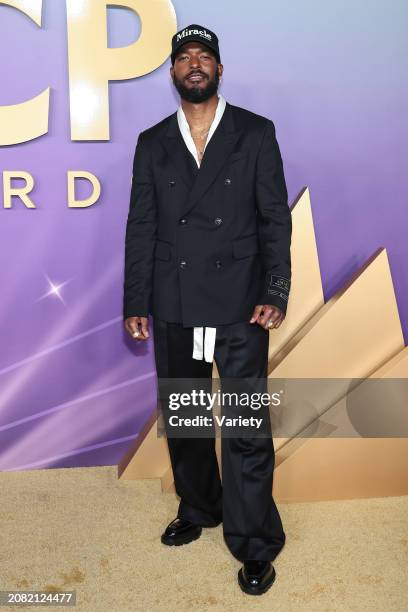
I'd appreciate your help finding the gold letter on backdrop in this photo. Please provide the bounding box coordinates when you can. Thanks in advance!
[67,171,101,208]
[0,1,50,146]
[66,0,177,140]
[3,171,36,208]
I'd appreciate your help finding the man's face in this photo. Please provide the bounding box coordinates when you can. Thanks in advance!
[170,43,223,103]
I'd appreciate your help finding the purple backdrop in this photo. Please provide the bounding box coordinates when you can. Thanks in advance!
[0,0,407,470]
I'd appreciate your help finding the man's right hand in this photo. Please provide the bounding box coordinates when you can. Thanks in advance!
[124,316,150,340]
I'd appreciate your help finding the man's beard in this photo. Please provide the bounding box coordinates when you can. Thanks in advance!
[172,70,220,103]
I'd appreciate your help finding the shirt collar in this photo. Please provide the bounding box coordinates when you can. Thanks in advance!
[177,94,227,131]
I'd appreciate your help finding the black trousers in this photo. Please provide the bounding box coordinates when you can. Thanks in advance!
[152,317,286,562]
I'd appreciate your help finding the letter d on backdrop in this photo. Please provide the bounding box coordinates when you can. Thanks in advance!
[68,171,101,208]
[66,0,177,141]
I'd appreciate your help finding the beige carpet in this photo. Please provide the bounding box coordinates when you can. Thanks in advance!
[1,465,407,611]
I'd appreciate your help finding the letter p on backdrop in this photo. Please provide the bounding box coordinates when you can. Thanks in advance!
[67,0,177,140]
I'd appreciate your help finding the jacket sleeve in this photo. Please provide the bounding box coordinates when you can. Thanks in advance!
[255,119,292,315]
[123,132,157,319]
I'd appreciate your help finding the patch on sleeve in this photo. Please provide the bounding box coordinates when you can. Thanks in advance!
[268,274,291,295]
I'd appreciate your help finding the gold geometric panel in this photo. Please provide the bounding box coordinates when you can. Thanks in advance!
[369,345,408,378]
[273,347,408,501]
[270,246,404,453]
[303,346,408,438]
[273,438,408,502]
[118,410,170,480]
[269,248,404,378]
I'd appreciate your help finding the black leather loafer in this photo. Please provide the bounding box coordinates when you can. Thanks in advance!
[161,517,202,546]
[238,560,276,595]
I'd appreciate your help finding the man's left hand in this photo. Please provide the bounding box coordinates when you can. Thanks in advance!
[249,304,285,329]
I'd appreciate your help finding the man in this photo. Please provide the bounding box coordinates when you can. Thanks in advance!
[123,24,292,596]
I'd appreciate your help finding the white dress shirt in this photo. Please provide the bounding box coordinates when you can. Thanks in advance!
[176,94,227,363]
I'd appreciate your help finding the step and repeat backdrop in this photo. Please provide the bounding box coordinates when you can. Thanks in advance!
[0,0,406,470]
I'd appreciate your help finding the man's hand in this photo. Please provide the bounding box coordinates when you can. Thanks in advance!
[124,316,150,340]
[249,304,285,330]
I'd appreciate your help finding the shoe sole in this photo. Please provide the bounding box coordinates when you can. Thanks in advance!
[161,527,202,546]
[237,566,276,595]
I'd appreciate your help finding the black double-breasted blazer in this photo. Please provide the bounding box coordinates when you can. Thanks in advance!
[123,101,292,327]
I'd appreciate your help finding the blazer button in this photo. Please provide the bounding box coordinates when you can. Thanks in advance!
[215,259,222,268]
[179,217,187,225]
[214,217,222,226]
[169,180,176,187]
[179,259,187,269]
[224,178,231,185]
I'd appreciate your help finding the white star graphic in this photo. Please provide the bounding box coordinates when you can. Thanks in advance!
[37,274,72,305]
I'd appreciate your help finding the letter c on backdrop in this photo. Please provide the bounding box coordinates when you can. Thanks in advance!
[0,0,50,146]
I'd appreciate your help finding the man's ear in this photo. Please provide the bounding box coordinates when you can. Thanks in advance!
[218,63,224,78]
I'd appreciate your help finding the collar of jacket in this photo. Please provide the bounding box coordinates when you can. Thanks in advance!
[161,101,243,219]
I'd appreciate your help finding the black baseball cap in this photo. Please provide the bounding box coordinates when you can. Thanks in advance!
[171,24,221,65]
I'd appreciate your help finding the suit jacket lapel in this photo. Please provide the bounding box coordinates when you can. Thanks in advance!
[161,102,243,217]
[181,102,242,218]
[161,112,196,191]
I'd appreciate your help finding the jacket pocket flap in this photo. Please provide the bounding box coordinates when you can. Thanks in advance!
[232,233,259,259]
[154,240,171,261]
